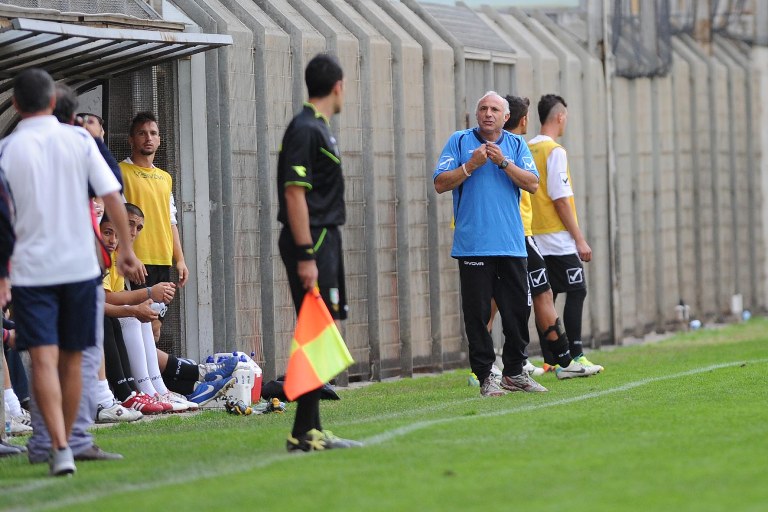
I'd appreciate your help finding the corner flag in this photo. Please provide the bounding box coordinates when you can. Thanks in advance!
[283,290,354,401]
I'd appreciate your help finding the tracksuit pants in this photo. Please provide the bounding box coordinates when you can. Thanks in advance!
[459,256,530,384]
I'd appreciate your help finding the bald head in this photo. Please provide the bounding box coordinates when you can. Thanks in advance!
[476,91,509,116]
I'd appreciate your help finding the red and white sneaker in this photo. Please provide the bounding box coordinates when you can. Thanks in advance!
[150,394,175,413]
[122,392,165,415]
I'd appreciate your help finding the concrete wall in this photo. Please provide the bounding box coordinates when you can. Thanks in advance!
[169,1,765,379]
[28,0,759,379]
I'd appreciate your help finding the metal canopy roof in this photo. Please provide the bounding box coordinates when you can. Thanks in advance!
[0,17,232,93]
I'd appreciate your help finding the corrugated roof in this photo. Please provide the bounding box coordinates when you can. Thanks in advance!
[0,17,231,88]
[421,2,515,54]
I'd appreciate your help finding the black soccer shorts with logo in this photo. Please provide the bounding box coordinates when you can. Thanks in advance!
[543,253,586,294]
[525,236,551,297]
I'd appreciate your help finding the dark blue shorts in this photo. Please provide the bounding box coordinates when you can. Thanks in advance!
[12,276,101,352]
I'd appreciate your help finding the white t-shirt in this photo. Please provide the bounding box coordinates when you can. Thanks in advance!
[0,115,121,286]
[527,134,577,256]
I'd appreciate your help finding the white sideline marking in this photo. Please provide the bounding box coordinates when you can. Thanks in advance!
[10,358,762,511]
[363,359,765,446]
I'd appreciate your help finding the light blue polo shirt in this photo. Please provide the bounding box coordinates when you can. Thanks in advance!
[433,128,538,258]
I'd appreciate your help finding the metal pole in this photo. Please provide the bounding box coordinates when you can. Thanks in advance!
[603,0,623,344]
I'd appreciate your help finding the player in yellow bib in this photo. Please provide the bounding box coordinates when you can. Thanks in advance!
[528,95,603,372]
[503,95,600,379]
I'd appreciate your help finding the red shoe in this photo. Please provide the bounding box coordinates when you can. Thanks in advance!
[122,392,165,415]
[542,363,558,373]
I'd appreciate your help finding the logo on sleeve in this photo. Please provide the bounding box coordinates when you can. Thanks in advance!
[560,172,569,185]
[522,156,535,171]
[292,165,307,177]
[438,155,455,171]
[566,267,583,285]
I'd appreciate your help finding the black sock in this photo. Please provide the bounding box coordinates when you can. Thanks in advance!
[104,316,135,402]
[563,288,586,357]
[552,333,573,367]
[292,388,322,437]
[162,354,200,382]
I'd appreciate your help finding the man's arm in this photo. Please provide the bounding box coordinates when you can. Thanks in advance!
[0,171,15,308]
[104,300,158,322]
[434,144,488,194]
[171,224,188,287]
[500,161,538,194]
[105,282,175,306]
[553,198,591,262]
[485,139,538,193]
[284,185,317,291]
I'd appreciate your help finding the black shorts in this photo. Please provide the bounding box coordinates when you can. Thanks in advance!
[279,226,348,320]
[130,265,171,289]
[130,265,171,322]
[525,236,551,297]
[543,253,586,293]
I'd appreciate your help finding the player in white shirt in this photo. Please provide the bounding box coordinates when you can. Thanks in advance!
[527,94,603,372]
[0,69,142,476]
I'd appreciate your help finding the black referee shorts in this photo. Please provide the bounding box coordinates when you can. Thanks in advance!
[279,225,348,320]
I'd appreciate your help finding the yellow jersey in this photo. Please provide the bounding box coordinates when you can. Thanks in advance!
[120,160,174,266]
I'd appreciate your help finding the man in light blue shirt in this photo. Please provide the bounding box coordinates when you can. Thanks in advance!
[434,91,545,396]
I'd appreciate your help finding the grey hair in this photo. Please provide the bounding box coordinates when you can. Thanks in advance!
[475,91,510,116]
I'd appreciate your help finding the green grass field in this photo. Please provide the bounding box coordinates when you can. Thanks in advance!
[2,319,767,512]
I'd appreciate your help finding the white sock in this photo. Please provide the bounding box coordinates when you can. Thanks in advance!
[119,317,157,396]
[141,322,169,395]
[4,388,23,417]
[96,380,115,410]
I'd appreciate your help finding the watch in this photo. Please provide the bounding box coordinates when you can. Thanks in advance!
[498,159,509,169]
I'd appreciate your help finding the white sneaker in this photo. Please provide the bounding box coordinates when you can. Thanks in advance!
[13,409,32,427]
[8,416,33,435]
[490,364,503,383]
[96,400,143,423]
[500,373,549,393]
[158,392,190,412]
[523,360,546,376]
[556,361,601,380]
[164,391,199,411]
[480,376,509,397]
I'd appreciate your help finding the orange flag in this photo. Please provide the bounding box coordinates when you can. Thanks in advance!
[283,289,354,401]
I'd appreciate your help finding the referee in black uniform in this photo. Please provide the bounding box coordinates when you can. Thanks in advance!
[277,53,361,452]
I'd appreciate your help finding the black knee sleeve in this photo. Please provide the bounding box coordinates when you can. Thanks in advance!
[541,318,572,366]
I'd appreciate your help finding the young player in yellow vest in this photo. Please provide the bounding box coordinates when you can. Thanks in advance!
[504,95,600,379]
[119,112,188,342]
[528,95,603,372]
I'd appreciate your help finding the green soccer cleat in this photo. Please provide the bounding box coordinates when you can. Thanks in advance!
[574,354,604,373]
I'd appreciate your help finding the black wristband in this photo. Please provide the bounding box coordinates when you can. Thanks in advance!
[296,244,316,261]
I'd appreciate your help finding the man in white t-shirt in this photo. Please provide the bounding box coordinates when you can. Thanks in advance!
[0,68,142,476]
[527,94,603,372]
